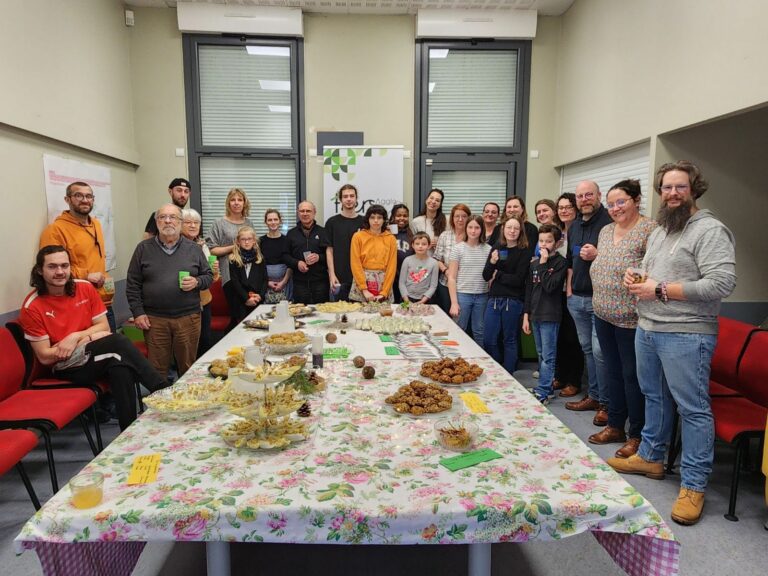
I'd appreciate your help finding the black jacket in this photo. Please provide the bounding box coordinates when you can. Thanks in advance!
[285,222,330,282]
[566,204,612,295]
[482,244,530,300]
[524,252,567,322]
[228,259,268,323]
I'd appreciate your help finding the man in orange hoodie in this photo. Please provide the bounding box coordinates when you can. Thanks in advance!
[39,181,115,331]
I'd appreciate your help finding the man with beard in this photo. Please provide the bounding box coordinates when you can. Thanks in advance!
[20,245,167,431]
[127,204,213,381]
[286,201,330,304]
[607,161,736,526]
[143,178,191,238]
[40,182,116,331]
[564,181,612,422]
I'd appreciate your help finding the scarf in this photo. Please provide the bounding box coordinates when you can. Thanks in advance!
[240,248,258,265]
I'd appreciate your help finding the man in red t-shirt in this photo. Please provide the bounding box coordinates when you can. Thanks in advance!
[20,245,166,431]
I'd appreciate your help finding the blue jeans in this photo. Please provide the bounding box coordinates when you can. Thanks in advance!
[532,321,560,399]
[483,297,523,375]
[594,317,644,437]
[456,292,488,346]
[567,294,607,403]
[635,327,717,492]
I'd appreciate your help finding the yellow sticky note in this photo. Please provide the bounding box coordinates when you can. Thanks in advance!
[127,454,162,485]
[460,392,491,414]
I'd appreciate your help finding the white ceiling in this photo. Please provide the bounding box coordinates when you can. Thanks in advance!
[125,0,576,17]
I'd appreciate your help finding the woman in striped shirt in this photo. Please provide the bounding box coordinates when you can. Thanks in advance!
[447,215,491,346]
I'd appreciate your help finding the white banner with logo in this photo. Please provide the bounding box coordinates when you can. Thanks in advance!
[322,146,404,220]
[43,154,116,270]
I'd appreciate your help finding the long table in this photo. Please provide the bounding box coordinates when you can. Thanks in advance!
[16,306,680,576]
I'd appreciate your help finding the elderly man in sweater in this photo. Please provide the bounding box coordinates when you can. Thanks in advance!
[127,203,212,381]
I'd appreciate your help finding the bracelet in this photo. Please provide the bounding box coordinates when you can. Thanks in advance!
[660,281,669,303]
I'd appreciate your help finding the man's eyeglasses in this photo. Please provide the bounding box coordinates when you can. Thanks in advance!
[157,214,181,222]
[660,184,690,193]
[575,191,596,200]
[70,193,94,201]
[607,198,630,210]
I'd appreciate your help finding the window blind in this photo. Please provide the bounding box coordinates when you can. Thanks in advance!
[560,142,651,215]
[427,49,517,148]
[200,157,297,238]
[432,170,508,219]
[199,45,292,148]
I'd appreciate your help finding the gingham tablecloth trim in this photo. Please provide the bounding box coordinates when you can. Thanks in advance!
[593,530,680,576]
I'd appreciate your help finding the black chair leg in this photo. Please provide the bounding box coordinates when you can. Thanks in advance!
[39,428,58,493]
[92,407,103,452]
[666,411,680,474]
[136,382,145,414]
[724,437,745,522]
[16,462,41,510]
[79,413,98,456]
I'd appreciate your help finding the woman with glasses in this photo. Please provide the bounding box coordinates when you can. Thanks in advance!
[552,193,585,399]
[206,188,254,330]
[588,180,656,458]
[181,209,218,355]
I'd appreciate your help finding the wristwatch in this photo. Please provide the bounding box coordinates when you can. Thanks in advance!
[655,284,663,301]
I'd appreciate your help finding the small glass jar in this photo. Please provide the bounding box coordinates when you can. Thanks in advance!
[70,472,104,509]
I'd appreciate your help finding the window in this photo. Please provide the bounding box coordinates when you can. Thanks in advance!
[559,142,651,215]
[184,36,305,236]
[415,40,531,215]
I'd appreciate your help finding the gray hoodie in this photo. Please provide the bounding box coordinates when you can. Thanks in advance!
[638,209,736,334]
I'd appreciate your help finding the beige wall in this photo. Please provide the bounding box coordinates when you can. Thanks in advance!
[130,7,189,227]
[553,0,768,167]
[0,0,139,316]
[303,14,416,219]
[525,16,562,204]
[0,0,137,163]
[656,108,768,302]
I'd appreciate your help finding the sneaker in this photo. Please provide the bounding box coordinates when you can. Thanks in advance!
[536,395,550,406]
[606,454,665,480]
[532,371,540,379]
[671,488,705,525]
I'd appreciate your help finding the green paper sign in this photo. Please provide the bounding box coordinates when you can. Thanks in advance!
[384,346,400,356]
[307,319,330,325]
[439,449,502,472]
[323,347,351,359]
[379,334,395,342]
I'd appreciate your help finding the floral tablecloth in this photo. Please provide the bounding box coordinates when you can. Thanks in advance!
[16,354,679,576]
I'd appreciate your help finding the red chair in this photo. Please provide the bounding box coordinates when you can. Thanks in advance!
[0,327,101,493]
[666,317,759,473]
[0,429,41,510]
[712,329,768,520]
[209,279,231,332]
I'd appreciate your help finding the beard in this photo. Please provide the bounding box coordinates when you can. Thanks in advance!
[657,197,694,234]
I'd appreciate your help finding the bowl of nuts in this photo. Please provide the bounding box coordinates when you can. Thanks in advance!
[434,417,478,452]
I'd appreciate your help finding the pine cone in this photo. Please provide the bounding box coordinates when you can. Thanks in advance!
[297,401,312,418]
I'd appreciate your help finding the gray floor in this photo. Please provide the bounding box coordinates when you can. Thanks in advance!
[2,364,766,575]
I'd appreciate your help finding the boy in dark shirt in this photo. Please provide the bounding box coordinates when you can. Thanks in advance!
[523,224,568,404]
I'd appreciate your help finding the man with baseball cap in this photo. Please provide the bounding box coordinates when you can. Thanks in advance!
[143,178,191,239]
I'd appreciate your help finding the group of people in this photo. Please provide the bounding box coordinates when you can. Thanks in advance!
[20,160,736,526]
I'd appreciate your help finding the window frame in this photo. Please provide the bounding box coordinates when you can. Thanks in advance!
[182,34,306,217]
[414,39,531,210]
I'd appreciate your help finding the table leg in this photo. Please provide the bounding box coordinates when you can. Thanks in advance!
[468,543,491,576]
[206,541,231,576]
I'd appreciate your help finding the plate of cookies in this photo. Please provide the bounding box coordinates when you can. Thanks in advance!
[419,357,485,386]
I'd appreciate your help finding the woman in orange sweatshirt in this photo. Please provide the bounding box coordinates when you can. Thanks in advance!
[349,204,397,303]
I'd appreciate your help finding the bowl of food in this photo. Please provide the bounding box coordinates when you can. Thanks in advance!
[434,418,478,452]
[258,331,310,355]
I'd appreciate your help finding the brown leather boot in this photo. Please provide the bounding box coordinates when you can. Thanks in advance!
[588,426,626,445]
[606,454,665,480]
[671,488,705,525]
[615,437,641,458]
[553,379,565,391]
[558,384,580,398]
[592,405,609,426]
[565,396,600,411]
